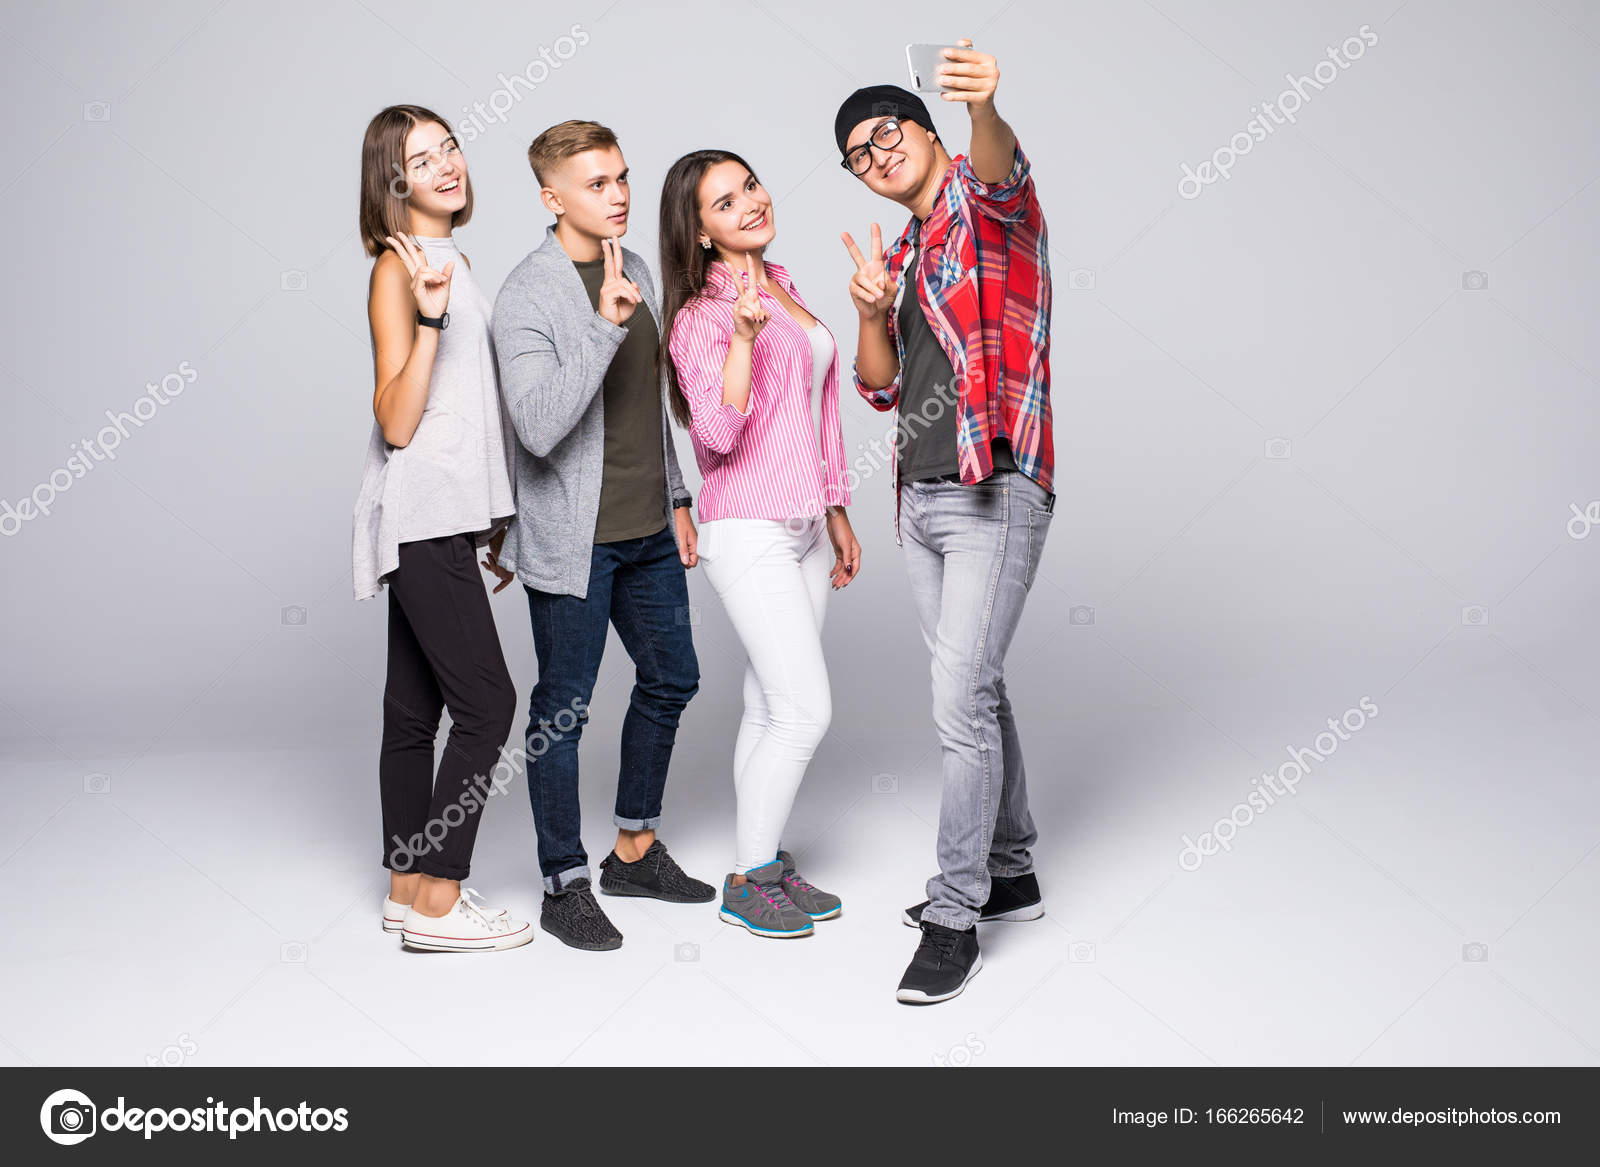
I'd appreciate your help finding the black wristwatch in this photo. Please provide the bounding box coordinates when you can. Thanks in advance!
[417,310,449,330]
[672,495,693,510]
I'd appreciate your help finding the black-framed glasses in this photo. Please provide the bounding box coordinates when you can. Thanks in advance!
[841,118,904,175]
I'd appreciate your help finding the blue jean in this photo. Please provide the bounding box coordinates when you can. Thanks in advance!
[900,470,1054,930]
[522,525,700,892]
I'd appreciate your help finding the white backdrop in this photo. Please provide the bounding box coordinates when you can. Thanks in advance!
[2,0,1598,1066]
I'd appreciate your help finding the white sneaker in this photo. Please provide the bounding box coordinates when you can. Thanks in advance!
[401,888,532,952]
[383,888,505,933]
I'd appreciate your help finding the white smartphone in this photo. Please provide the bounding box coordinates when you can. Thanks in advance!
[906,43,963,93]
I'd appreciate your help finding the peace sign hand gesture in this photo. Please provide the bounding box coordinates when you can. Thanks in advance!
[729,252,769,342]
[841,223,891,321]
[597,236,642,326]
[384,233,454,319]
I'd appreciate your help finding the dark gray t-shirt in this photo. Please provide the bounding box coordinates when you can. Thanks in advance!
[895,246,1017,482]
[573,257,668,543]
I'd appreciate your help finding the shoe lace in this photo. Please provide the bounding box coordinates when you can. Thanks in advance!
[782,870,816,894]
[644,844,700,890]
[919,926,962,962]
[563,885,600,919]
[458,887,507,932]
[755,883,800,922]
[752,881,792,913]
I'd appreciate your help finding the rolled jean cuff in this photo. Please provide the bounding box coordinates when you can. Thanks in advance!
[545,864,592,894]
[613,812,662,831]
[919,906,977,932]
[988,862,1034,879]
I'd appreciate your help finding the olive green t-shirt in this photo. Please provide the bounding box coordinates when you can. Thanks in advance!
[573,256,669,544]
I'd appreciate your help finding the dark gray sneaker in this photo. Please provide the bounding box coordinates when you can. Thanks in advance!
[718,859,814,938]
[540,878,623,951]
[598,840,716,903]
[776,849,842,920]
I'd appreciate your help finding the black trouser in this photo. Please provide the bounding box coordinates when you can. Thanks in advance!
[379,533,516,881]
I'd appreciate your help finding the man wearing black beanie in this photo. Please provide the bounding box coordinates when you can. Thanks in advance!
[835,39,1057,1006]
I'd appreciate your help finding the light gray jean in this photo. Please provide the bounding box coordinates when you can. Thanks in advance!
[900,468,1055,932]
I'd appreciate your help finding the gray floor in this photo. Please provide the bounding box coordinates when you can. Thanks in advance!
[3,542,1597,1067]
[3,0,1598,1066]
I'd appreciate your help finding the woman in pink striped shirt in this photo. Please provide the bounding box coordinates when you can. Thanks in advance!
[658,149,861,939]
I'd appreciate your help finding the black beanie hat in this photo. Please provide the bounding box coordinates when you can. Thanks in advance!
[834,84,936,156]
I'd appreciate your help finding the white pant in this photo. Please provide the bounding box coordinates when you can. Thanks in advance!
[698,515,833,873]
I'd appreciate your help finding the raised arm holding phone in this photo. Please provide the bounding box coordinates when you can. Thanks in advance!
[834,38,1059,1005]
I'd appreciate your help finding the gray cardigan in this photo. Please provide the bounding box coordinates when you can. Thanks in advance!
[491,225,689,599]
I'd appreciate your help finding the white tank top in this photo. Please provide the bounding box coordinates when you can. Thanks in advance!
[802,320,834,453]
[351,234,517,600]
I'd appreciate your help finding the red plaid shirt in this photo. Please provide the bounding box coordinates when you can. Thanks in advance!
[852,140,1054,534]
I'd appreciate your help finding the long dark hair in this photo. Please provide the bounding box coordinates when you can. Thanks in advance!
[657,148,759,428]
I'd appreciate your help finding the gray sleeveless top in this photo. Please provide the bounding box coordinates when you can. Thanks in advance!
[352,235,518,600]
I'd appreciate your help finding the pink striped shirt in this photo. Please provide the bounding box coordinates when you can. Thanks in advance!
[667,259,850,523]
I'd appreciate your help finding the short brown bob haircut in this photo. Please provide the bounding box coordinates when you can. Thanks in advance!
[358,104,473,258]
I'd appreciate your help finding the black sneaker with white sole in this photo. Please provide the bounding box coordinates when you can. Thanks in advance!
[896,920,982,1005]
[540,878,623,951]
[902,872,1043,928]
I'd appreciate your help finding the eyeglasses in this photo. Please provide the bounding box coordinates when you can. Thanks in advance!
[406,138,460,177]
[840,118,904,175]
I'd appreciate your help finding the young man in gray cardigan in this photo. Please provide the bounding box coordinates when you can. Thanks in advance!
[491,120,714,952]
